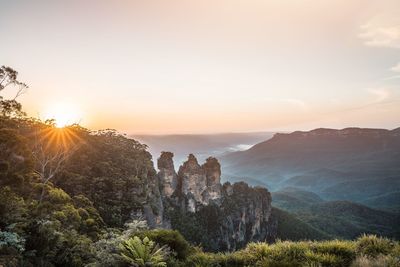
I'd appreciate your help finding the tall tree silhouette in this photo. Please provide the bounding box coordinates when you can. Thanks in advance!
[0,65,28,117]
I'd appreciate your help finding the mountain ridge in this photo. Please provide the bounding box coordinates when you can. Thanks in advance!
[220,127,400,204]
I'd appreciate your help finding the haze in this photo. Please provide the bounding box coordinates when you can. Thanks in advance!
[1,0,400,134]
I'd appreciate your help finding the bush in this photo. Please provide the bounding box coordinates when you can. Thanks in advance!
[119,236,169,267]
[351,254,400,267]
[245,241,309,266]
[136,229,193,259]
[304,251,340,267]
[312,239,356,266]
[0,231,25,253]
[245,242,270,259]
[355,234,395,257]
[184,251,253,267]
[244,239,360,267]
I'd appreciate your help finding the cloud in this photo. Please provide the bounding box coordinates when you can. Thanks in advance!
[230,144,253,151]
[359,14,400,49]
[282,98,307,109]
[382,75,400,81]
[368,88,390,103]
[391,62,400,73]
[380,62,400,80]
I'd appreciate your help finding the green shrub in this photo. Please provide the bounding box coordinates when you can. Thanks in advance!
[120,234,399,267]
[391,243,400,257]
[245,242,270,259]
[355,234,395,257]
[244,241,309,266]
[185,251,217,267]
[136,229,193,259]
[351,254,400,267]
[181,249,256,267]
[304,251,341,267]
[119,236,169,267]
[312,239,356,266]
[267,241,309,263]
[245,239,358,267]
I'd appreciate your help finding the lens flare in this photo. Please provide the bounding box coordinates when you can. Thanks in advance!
[44,103,82,128]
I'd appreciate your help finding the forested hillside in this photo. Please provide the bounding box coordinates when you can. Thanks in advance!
[0,66,161,265]
[272,188,400,240]
[0,114,164,265]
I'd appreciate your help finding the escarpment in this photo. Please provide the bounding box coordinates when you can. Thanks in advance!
[154,152,277,251]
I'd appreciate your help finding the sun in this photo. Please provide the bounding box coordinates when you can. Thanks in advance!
[44,103,82,128]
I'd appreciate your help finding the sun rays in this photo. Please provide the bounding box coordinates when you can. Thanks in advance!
[35,124,85,151]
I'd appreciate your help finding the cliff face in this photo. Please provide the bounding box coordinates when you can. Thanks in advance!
[218,182,276,250]
[156,152,276,251]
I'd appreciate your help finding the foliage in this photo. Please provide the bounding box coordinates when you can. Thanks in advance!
[119,236,169,267]
[135,229,193,259]
[88,230,126,267]
[355,234,396,257]
[0,112,159,266]
[55,128,157,226]
[174,236,400,267]
[0,65,28,117]
[0,118,105,266]
[351,254,400,267]
[168,208,208,249]
[0,66,28,92]
[272,189,400,241]
[0,231,25,253]
[88,219,150,267]
[272,207,331,241]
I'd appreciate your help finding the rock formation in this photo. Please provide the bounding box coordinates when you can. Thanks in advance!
[157,152,178,197]
[175,154,222,212]
[155,152,276,251]
[202,157,222,203]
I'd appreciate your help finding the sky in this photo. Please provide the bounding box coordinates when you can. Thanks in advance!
[1,0,400,134]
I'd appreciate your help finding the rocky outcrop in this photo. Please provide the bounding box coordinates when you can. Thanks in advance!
[156,152,276,251]
[157,152,178,197]
[202,157,222,204]
[174,154,222,211]
[177,154,208,211]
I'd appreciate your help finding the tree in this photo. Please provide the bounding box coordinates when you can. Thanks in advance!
[0,66,28,117]
[32,125,82,203]
[0,66,28,94]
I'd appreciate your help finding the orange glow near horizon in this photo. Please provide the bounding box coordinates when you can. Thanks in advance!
[1,1,400,134]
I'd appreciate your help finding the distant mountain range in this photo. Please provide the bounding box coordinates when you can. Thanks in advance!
[220,127,400,212]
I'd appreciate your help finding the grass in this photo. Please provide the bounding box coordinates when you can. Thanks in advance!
[168,235,400,267]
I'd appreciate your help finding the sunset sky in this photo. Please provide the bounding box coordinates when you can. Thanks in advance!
[1,0,400,134]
